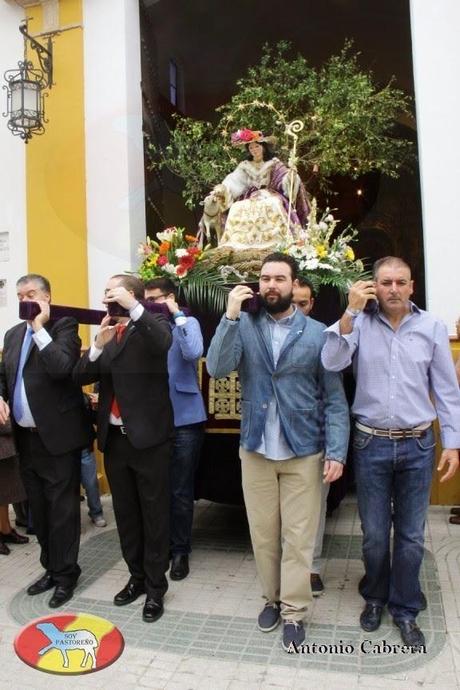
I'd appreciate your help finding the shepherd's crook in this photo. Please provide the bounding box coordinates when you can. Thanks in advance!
[285,119,304,233]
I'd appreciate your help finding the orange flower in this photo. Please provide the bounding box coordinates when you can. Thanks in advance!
[159,241,170,255]
[185,234,198,243]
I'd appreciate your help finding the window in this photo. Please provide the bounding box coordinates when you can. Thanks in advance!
[169,59,178,107]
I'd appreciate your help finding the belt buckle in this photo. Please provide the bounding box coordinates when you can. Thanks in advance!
[388,428,402,440]
[120,425,127,435]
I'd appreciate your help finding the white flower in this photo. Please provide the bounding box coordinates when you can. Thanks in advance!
[304,258,320,270]
[326,214,334,222]
[157,228,176,242]
[175,248,188,258]
[319,222,328,231]
[163,263,177,275]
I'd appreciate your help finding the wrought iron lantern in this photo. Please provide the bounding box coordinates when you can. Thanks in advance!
[3,22,53,143]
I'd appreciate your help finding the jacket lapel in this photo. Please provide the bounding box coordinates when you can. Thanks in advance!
[253,314,275,371]
[276,311,307,365]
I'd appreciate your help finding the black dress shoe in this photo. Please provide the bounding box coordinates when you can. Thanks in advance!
[0,529,29,545]
[170,554,189,581]
[450,506,460,516]
[394,619,425,648]
[114,580,145,606]
[142,597,164,623]
[49,584,74,608]
[0,542,10,556]
[360,603,384,632]
[27,573,55,595]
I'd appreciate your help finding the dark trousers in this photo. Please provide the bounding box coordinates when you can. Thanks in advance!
[104,427,171,599]
[16,429,82,587]
[170,423,204,556]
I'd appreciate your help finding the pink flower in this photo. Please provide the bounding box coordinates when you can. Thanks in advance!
[157,255,168,266]
[231,128,261,144]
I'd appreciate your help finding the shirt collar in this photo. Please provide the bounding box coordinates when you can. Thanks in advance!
[264,305,297,326]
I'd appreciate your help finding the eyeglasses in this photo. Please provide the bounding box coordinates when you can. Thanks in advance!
[145,293,167,303]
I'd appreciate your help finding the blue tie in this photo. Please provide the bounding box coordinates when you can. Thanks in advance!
[12,327,34,423]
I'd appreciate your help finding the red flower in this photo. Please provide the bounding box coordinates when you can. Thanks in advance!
[231,128,261,144]
[176,265,187,277]
[157,255,168,266]
[188,247,201,256]
[179,254,195,270]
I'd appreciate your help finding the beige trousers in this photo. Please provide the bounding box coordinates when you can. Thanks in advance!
[240,447,323,621]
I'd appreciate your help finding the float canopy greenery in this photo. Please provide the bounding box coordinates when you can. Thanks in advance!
[147,40,413,209]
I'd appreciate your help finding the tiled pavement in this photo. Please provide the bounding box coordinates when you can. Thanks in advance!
[1,495,460,689]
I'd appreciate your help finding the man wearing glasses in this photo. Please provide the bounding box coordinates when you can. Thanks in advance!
[144,278,206,581]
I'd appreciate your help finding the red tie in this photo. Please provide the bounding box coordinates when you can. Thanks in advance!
[110,323,128,419]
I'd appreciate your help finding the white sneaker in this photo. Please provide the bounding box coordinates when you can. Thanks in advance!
[92,516,107,528]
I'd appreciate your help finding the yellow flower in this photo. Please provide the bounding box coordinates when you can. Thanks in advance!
[146,254,158,267]
[315,244,328,258]
[345,246,355,261]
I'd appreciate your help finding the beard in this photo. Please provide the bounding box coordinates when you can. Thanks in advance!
[261,291,293,314]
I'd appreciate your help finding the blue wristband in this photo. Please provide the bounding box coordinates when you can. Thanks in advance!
[173,311,186,320]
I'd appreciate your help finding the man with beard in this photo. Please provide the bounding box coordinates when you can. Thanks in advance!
[206,253,349,652]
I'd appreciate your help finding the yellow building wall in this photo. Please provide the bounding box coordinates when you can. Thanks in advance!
[431,340,460,505]
[25,2,109,489]
[26,2,88,344]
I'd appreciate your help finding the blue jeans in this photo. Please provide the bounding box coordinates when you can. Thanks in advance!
[170,423,204,556]
[81,448,103,519]
[353,426,435,622]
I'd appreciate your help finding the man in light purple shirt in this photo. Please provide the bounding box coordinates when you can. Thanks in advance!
[321,256,460,650]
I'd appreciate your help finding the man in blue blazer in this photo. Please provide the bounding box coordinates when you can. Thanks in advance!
[145,278,206,581]
[207,253,349,652]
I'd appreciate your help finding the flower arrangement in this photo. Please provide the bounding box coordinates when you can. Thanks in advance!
[137,227,204,281]
[279,198,365,292]
[137,200,366,310]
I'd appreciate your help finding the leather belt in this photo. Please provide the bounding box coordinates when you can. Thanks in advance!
[355,421,431,440]
[109,425,127,435]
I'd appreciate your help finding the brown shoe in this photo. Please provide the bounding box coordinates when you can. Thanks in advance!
[450,507,460,516]
[449,515,460,525]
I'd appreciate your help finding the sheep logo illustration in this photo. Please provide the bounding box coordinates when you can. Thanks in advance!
[14,612,124,674]
[36,622,99,669]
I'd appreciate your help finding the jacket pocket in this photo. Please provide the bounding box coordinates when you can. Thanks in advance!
[175,382,198,394]
[289,407,314,435]
[289,345,317,369]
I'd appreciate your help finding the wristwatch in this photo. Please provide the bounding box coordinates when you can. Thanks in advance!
[345,307,361,318]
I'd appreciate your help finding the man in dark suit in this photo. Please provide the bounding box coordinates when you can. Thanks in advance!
[73,274,173,623]
[0,274,92,607]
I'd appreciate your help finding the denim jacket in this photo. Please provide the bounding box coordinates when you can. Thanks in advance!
[206,310,349,461]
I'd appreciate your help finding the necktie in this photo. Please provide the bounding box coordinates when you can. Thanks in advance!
[110,323,128,420]
[12,327,34,423]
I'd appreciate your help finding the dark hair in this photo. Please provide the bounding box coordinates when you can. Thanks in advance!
[143,277,177,298]
[372,256,411,280]
[296,277,316,298]
[110,274,145,301]
[245,140,275,162]
[16,273,51,295]
[261,252,298,280]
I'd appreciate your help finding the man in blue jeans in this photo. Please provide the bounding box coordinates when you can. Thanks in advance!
[321,256,460,648]
[81,447,106,527]
[144,278,206,581]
